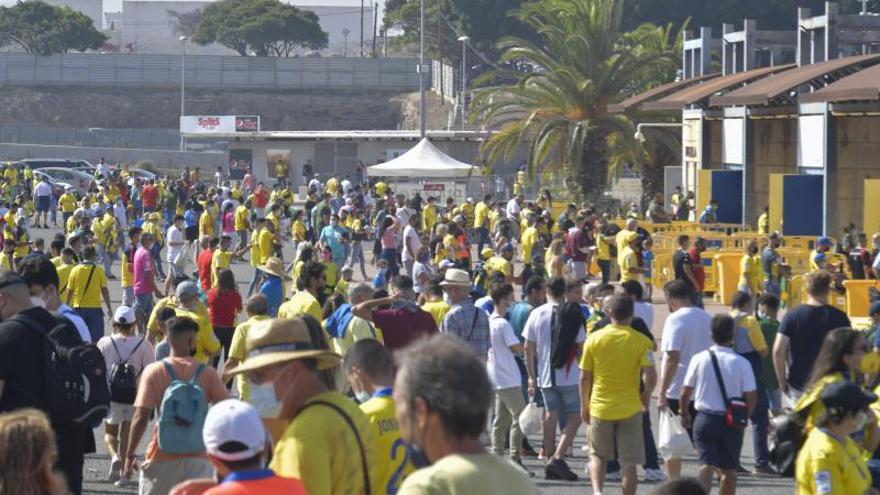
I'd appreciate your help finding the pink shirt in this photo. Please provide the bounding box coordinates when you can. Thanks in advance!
[133,246,155,296]
[222,211,235,234]
[381,225,398,250]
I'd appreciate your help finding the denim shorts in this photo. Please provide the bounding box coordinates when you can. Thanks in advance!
[693,411,744,470]
[541,385,581,415]
[133,294,154,320]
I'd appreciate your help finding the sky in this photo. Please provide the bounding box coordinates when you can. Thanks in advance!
[98,0,385,15]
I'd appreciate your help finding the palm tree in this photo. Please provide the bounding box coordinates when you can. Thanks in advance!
[469,0,680,200]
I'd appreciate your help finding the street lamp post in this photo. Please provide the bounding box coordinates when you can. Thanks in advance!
[418,0,426,138]
[458,35,469,130]
[343,28,350,57]
[179,35,188,152]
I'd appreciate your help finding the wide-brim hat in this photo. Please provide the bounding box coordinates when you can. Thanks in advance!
[257,256,292,280]
[224,319,340,378]
[439,268,471,287]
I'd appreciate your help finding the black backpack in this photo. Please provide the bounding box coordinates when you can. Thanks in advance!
[13,312,111,427]
[550,302,586,378]
[108,337,144,404]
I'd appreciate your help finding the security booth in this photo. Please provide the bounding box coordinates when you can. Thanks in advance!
[708,53,880,235]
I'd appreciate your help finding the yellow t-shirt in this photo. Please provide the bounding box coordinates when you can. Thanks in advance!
[474,202,489,229]
[266,211,280,233]
[278,290,322,321]
[67,263,107,308]
[58,193,77,213]
[422,204,436,233]
[228,314,270,401]
[737,254,761,293]
[55,261,74,298]
[4,168,17,185]
[234,205,249,231]
[249,227,263,267]
[795,428,870,495]
[579,324,653,421]
[521,226,538,263]
[324,177,339,195]
[174,307,220,364]
[398,453,534,495]
[421,300,451,327]
[596,235,611,261]
[375,181,387,197]
[758,212,769,234]
[121,251,133,289]
[292,220,306,242]
[485,256,512,278]
[270,391,376,495]
[66,215,78,233]
[730,311,768,354]
[328,316,381,357]
[360,394,413,495]
[199,210,215,238]
[616,229,633,265]
[620,246,639,283]
[0,252,11,272]
[258,229,275,265]
[210,249,232,288]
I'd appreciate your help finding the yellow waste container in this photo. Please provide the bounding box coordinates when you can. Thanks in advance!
[714,252,744,306]
[842,280,880,317]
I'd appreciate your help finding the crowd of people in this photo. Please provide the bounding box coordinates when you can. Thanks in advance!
[0,161,878,495]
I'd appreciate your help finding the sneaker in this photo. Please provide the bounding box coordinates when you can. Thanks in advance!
[537,448,546,461]
[581,445,590,452]
[753,464,778,476]
[545,458,578,481]
[605,470,622,481]
[108,457,121,482]
[642,468,666,482]
[114,478,131,488]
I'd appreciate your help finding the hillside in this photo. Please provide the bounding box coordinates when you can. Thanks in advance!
[0,87,407,130]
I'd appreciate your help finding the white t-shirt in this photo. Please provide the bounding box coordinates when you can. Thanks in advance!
[412,261,432,294]
[523,302,585,388]
[166,225,185,263]
[506,198,520,220]
[488,314,522,390]
[402,224,421,261]
[634,301,654,333]
[96,334,155,378]
[34,181,52,197]
[660,306,713,399]
[684,345,756,413]
[873,253,880,272]
[113,203,128,229]
[341,179,352,194]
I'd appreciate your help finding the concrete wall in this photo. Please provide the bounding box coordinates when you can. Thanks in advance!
[0,143,226,168]
[834,116,880,235]
[750,118,798,225]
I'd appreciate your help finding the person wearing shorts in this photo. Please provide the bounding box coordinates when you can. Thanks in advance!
[33,175,53,228]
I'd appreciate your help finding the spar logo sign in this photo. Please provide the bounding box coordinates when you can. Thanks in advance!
[180,115,260,134]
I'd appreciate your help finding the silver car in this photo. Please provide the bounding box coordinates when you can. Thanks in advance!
[35,167,95,195]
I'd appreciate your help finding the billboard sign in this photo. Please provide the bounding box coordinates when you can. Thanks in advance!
[180,115,261,134]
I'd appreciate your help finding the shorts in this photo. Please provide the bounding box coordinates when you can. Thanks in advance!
[589,412,645,465]
[541,385,580,415]
[185,226,198,242]
[105,402,134,425]
[693,412,744,470]
[121,286,134,307]
[133,294,154,321]
[36,195,50,212]
[139,457,213,495]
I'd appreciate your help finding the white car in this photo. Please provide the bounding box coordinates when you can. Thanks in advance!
[128,168,158,181]
[35,167,95,195]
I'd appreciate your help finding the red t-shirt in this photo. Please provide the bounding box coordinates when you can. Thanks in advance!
[687,246,706,291]
[372,307,438,350]
[253,189,268,209]
[197,249,214,292]
[566,228,587,262]
[207,287,243,327]
[142,185,158,209]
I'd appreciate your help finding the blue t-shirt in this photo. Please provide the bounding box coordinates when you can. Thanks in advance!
[507,301,534,342]
[259,275,283,317]
[184,209,198,228]
[373,269,387,289]
[643,249,654,276]
[319,225,345,261]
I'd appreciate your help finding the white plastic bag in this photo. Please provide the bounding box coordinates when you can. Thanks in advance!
[518,400,544,437]
[658,409,694,459]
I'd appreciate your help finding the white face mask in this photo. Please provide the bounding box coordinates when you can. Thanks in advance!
[30,296,46,309]
[248,381,282,419]
[856,411,868,431]
[354,390,372,404]
[443,293,452,305]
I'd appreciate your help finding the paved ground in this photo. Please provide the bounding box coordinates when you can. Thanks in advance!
[46,224,797,495]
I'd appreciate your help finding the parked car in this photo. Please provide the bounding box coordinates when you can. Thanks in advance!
[35,167,95,195]
[32,171,71,198]
[127,168,157,181]
[21,158,95,173]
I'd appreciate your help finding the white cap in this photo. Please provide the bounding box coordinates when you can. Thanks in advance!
[113,306,136,325]
[203,399,267,462]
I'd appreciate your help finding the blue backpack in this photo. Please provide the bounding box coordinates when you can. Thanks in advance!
[157,361,208,455]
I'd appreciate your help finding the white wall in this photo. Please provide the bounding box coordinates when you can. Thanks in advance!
[120,0,232,55]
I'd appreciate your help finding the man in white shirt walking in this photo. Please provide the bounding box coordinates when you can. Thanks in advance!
[680,314,757,495]
[657,279,712,478]
[401,215,421,277]
[33,175,53,228]
[165,215,187,294]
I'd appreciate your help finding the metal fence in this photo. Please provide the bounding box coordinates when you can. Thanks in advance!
[0,53,421,91]
[0,125,182,150]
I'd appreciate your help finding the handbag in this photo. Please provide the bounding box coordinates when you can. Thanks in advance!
[709,350,749,430]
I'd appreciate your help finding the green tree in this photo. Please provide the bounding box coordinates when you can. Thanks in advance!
[168,9,203,37]
[0,1,105,55]
[470,0,680,200]
[193,0,327,56]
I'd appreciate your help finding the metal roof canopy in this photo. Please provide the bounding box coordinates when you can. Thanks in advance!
[182,130,490,141]
[710,53,880,107]
[641,64,794,111]
[799,63,880,103]
[608,73,718,113]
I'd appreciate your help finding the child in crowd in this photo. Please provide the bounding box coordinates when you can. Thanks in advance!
[642,237,654,301]
[373,258,389,290]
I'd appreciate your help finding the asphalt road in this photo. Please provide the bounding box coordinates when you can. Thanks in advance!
[49,224,797,495]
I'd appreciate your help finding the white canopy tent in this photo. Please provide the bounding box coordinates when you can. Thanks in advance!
[366,138,477,178]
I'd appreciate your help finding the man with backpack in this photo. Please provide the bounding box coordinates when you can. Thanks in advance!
[523,276,585,481]
[0,271,102,495]
[96,306,155,486]
[123,316,229,494]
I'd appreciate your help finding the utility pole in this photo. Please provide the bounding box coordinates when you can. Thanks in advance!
[371,4,378,58]
[179,35,188,151]
[360,0,364,57]
[418,0,427,138]
[458,35,469,130]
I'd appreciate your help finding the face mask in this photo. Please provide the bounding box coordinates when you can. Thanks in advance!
[30,296,46,309]
[249,380,283,419]
[442,293,452,305]
[354,390,372,404]
[856,411,868,431]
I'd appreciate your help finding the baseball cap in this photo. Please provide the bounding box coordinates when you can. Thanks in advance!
[438,259,454,269]
[820,380,877,415]
[113,306,136,325]
[480,248,494,260]
[871,300,880,316]
[203,399,267,462]
[176,280,199,300]
[817,236,833,247]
